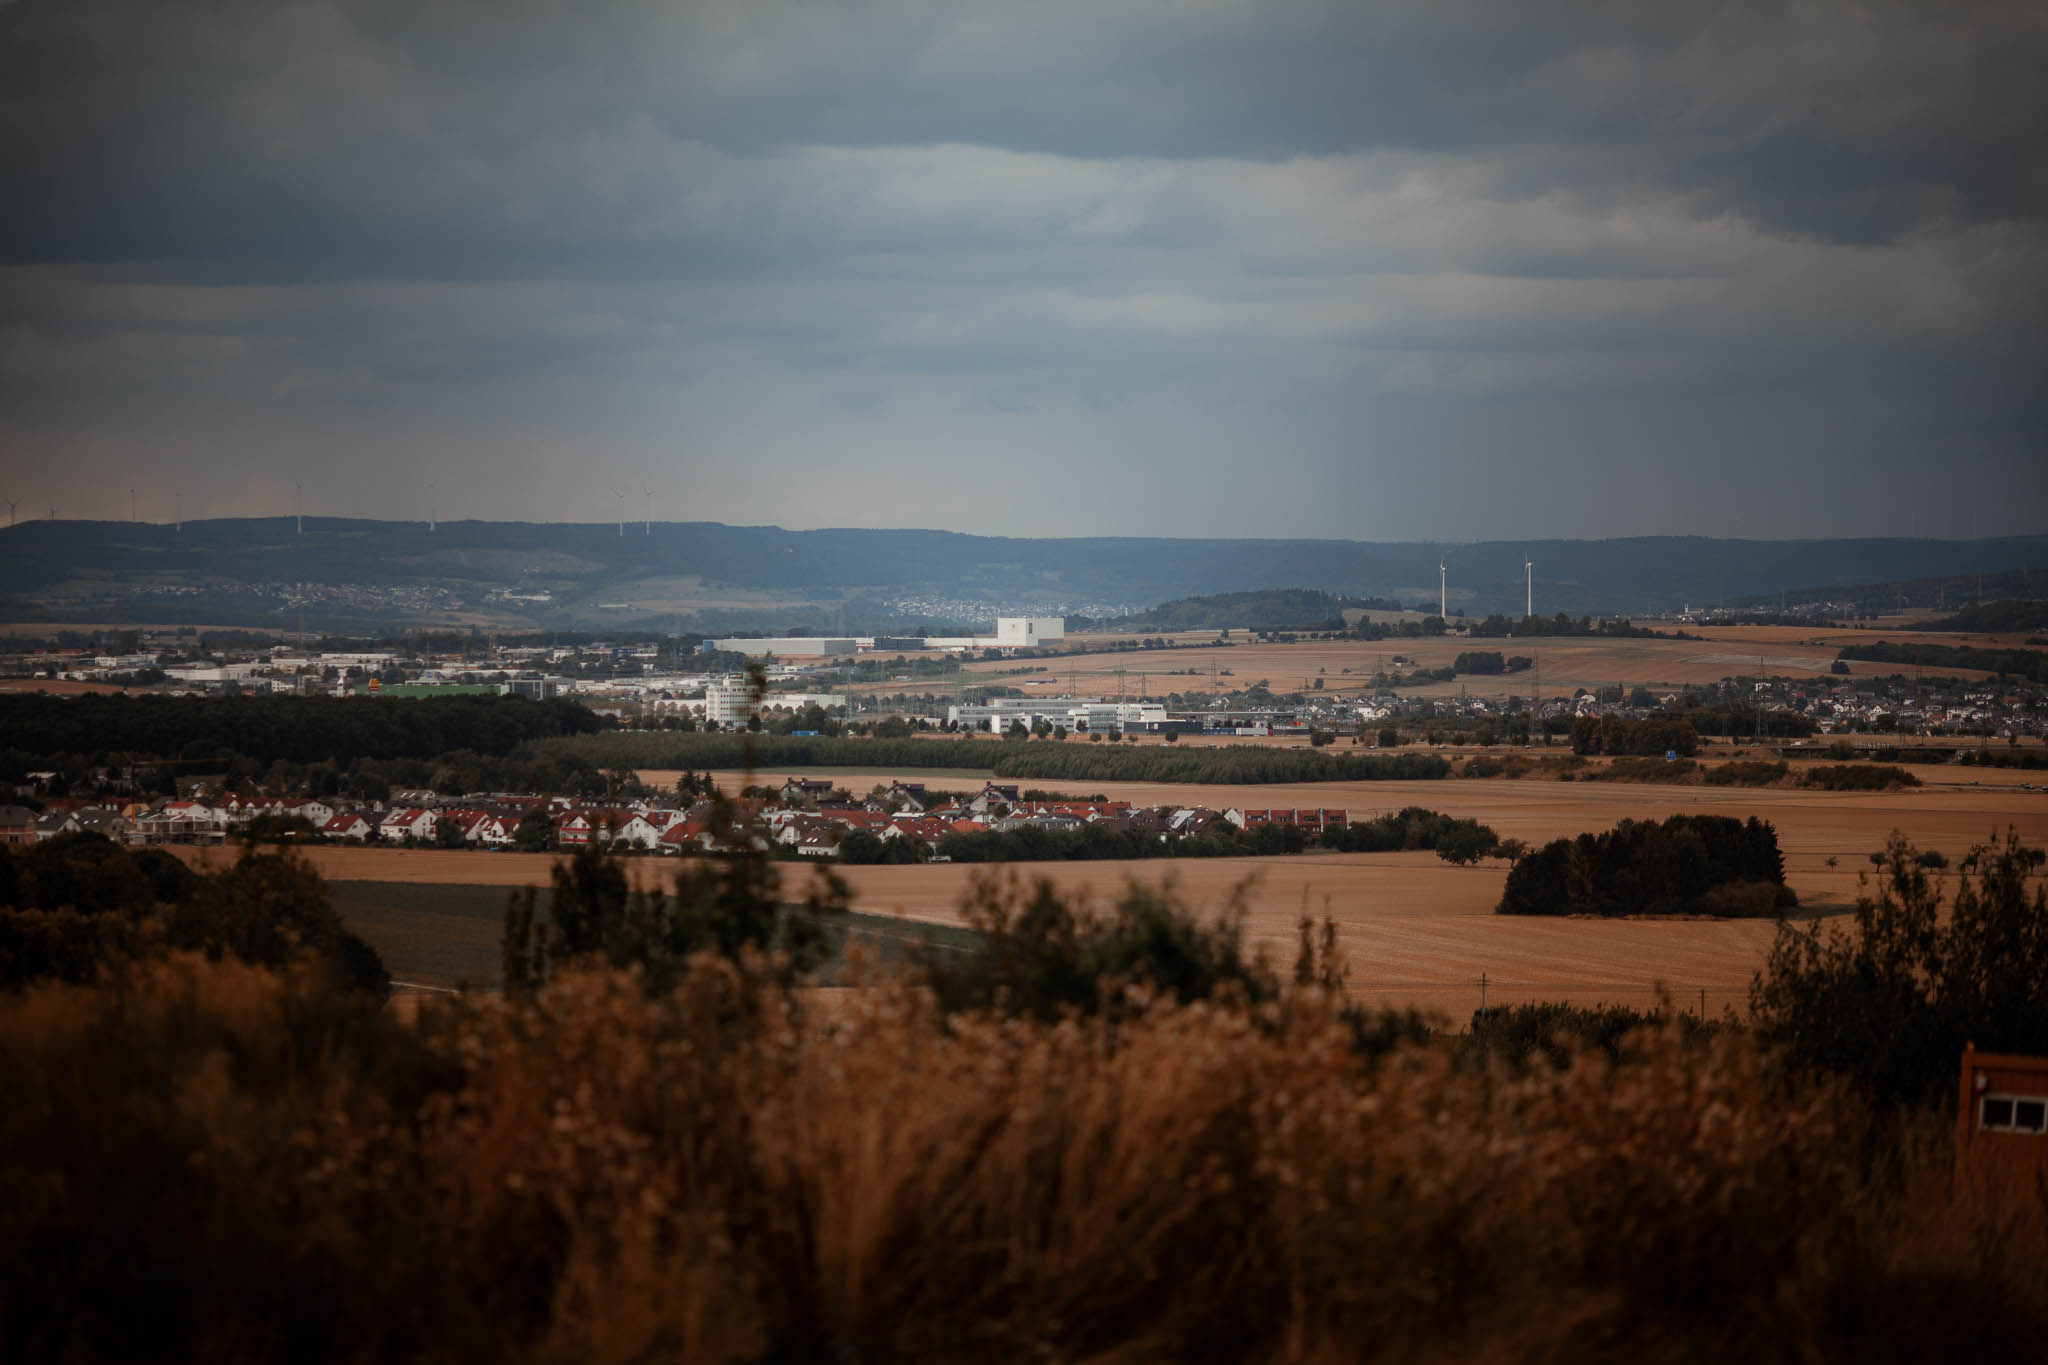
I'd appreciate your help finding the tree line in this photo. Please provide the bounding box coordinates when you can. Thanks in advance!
[533,731,1453,784]
[1465,614,1670,639]
[1835,640,2048,683]
[1570,714,1702,757]
[0,693,602,768]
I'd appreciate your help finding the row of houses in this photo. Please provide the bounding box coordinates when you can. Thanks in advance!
[0,776,1362,862]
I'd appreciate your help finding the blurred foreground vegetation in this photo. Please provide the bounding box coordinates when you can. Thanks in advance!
[3,828,2047,1362]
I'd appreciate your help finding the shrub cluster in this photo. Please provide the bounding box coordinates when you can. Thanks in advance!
[1801,763,1921,791]
[1570,714,1700,757]
[1497,815,1794,918]
[0,833,387,994]
[1753,831,2048,1107]
[1703,760,1790,787]
[1318,806,1501,862]
[1583,755,1699,783]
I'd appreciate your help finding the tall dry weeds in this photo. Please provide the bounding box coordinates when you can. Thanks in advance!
[4,956,2046,1363]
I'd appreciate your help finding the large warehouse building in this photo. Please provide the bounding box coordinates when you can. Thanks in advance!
[705,617,1065,657]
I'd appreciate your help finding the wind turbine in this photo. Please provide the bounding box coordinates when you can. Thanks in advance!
[428,481,438,533]
[639,478,651,535]
[130,488,137,523]
[295,479,303,535]
[1439,561,1447,619]
[3,496,15,529]
[1525,559,1533,619]
[174,492,182,532]
[613,488,626,538]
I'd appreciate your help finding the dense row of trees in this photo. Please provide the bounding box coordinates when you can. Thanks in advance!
[1570,714,1701,757]
[935,824,1256,863]
[1907,598,2048,635]
[1667,700,1820,738]
[1350,616,1448,640]
[535,731,1454,784]
[1498,814,1794,918]
[1466,613,1669,639]
[1835,640,2048,683]
[0,693,603,768]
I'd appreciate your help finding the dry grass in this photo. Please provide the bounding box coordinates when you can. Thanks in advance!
[5,954,2045,1362]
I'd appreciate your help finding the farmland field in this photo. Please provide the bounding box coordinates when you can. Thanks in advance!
[876,621,2037,700]
[206,770,2048,1020]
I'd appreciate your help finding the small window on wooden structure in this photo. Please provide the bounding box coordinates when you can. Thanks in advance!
[1980,1095,2048,1134]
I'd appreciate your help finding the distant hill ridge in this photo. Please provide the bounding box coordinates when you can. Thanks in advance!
[2,518,2045,629]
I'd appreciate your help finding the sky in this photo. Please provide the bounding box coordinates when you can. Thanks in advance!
[2,0,2044,541]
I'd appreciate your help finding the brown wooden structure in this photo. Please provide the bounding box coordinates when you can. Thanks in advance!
[1957,1044,2048,1187]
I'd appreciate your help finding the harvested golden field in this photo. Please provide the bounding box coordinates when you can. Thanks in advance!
[245,773,2048,1020]
[0,678,132,695]
[968,622,2008,700]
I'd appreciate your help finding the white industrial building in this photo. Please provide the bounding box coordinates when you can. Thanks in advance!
[700,636,861,658]
[652,686,848,727]
[915,617,1069,652]
[706,618,1064,656]
[947,696,1166,734]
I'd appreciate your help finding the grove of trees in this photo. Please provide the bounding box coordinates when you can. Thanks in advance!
[1497,814,1794,918]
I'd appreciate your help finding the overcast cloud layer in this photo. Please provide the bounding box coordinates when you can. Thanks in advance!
[3,0,2044,539]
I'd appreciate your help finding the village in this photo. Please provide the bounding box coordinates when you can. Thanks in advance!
[0,774,1354,865]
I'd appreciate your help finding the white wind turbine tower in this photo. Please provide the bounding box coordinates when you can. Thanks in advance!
[613,488,626,538]
[174,493,182,532]
[639,478,651,535]
[428,481,438,532]
[1439,561,1447,619]
[1525,559,1533,618]
[295,480,304,535]
[130,488,137,523]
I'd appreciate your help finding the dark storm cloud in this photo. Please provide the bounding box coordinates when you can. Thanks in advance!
[1,0,2043,538]
[6,0,2043,267]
